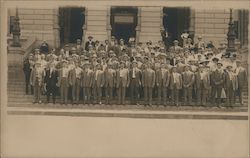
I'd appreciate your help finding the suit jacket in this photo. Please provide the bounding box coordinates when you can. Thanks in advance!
[169,73,182,90]
[30,68,44,86]
[85,41,95,51]
[82,69,94,88]
[182,71,195,88]
[116,68,129,88]
[93,70,105,88]
[129,68,141,86]
[104,69,116,87]
[44,69,58,87]
[236,67,247,88]
[224,71,238,90]
[58,68,70,87]
[155,69,170,87]
[142,69,155,88]
[211,69,225,87]
[68,68,82,86]
[195,72,210,90]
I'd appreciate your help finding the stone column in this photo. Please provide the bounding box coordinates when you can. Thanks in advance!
[53,8,60,48]
[189,9,195,40]
[135,7,141,43]
[82,8,88,48]
[107,7,112,41]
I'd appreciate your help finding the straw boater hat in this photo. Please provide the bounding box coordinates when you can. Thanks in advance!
[217,62,223,66]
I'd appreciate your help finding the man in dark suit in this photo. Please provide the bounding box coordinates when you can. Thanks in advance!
[85,36,95,51]
[235,60,247,105]
[142,63,155,106]
[44,63,58,104]
[182,65,195,105]
[155,63,170,106]
[104,64,116,105]
[23,54,34,95]
[224,65,238,107]
[169,66,182,106]
[129,61,141,105]
[211,62,225,107]
[40,40,49,55]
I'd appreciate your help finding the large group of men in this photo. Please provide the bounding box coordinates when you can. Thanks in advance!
[23,34,247,108]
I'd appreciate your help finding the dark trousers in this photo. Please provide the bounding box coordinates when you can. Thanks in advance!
[183,87,193,105]
[33,78,41,103]
[60,78,68,104]
[144,87,153,105]
[105,87,113,104]
[235,86,244,104]
[25,73,33,95]
[226,84,235,106]
[130,79,139,104]
[196,86,209,106]
[72,79,81,103]
[171,88,180,105]
[84,87,91,104]
[117,87,126,105]
[157,86,167,105]
[211,85,222,105]
[46,85,57,103]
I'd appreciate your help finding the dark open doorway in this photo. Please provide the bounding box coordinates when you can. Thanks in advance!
[163,7,190,46]
[59,7,85,46]
[111,7,138,44]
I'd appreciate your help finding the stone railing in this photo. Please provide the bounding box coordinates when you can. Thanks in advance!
[8,36,36,66]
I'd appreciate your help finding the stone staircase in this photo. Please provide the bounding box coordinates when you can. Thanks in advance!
[8,65,248,111]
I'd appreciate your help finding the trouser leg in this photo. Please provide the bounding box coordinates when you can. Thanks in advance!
[148,87,152,105]
[118,87,121,104]
[157,86,161,105]
[163,87,167,105]
[122,87,126,105]
[144,87,148,105]
[188,88,192,105]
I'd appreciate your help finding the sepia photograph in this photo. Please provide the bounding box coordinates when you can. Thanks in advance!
[1,0,249,157]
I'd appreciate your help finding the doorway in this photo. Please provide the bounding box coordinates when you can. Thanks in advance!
[111,7,138,44]
[163,7,190,46]
[59,7,85,46]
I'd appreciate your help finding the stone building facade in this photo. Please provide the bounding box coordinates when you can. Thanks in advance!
[8,6,249,49]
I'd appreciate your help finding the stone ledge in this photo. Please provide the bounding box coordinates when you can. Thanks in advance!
[7,107,248,120]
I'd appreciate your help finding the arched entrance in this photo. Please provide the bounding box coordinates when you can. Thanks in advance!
[59,7,85,46]
[110,7,138,44]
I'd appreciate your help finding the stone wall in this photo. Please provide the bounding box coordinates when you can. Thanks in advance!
[194,9,230,47]
[18,8,57,48]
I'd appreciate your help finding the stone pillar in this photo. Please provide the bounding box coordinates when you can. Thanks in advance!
[107,7,112,41]
[135,7,141,43]
[189,9,195,40]
[139,7,162,43]
[53,8,60,48]
[82,8,87,47]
